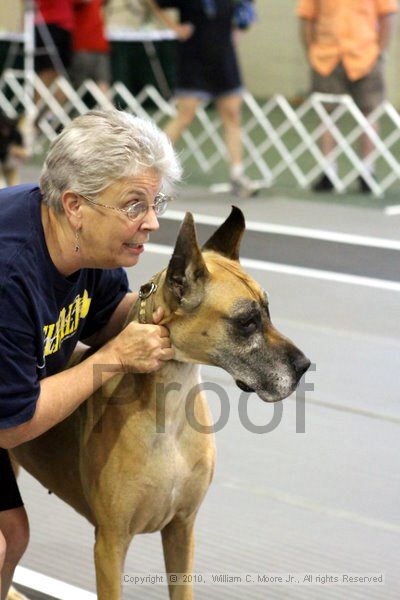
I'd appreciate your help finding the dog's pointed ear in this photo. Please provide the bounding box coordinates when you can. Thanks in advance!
[165,212,209,311]
[202,205,245,261]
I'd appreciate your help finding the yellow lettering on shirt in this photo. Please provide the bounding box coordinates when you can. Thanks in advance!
[42,290,92,357]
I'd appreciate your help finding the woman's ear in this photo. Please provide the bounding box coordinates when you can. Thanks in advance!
[61,191,82,228]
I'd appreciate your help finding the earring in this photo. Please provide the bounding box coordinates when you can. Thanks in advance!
[74,230,80,253]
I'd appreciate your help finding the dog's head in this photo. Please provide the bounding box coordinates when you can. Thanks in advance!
[163,207,310,403]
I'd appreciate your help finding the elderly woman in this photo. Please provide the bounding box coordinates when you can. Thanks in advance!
[0,110,181,598]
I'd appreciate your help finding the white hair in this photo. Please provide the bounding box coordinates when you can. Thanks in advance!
[40,109,182,212]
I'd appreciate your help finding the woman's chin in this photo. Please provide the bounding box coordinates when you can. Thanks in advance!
[119,255,140,268]
[119,244,144,267]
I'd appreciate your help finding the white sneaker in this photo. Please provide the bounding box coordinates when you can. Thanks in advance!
[230,175,259,198]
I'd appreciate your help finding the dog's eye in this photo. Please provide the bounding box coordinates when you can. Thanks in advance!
[237,316,259,336]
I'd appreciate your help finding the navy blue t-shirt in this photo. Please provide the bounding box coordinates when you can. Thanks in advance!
[0,184,129,429]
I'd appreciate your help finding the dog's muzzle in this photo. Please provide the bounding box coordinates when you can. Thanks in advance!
[235,380,255,393]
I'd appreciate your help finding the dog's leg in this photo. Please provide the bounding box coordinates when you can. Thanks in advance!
[161,516,196,600]
[94,527,129,600]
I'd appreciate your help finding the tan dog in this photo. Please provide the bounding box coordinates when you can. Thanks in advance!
[12,207,310,599]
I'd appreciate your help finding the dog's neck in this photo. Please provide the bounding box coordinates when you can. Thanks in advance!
[128,270,167,325]
[100,270,199,405]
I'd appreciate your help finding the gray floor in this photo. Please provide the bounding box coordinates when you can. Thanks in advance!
[13,165,400,598]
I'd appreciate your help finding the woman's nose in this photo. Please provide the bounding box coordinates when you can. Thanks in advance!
[142,206,160,231]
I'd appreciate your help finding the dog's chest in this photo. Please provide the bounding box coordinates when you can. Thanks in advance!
[120,427,213,534]
[122,366,215,533]
[86,364,216,534]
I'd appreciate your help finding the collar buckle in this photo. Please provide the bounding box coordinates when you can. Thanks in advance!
[139,282,158,300]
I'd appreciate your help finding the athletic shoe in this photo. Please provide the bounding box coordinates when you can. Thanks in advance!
[230,175,259,198]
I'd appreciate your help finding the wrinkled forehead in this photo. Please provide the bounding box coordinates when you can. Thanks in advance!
[229,296,266,317]
[205,253,266,311]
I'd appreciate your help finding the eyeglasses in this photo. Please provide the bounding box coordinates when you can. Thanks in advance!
[79,192,172,221]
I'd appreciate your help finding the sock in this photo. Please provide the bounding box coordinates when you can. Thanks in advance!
[230,163,244,181]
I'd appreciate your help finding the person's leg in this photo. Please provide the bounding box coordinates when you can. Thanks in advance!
[320,129,336,162]
[359,106,378,192]
[351,56,385,192]
[0,508,29,600]
[164,96,202,144]
[216,92,243,170]
[70,52,107,92]
[34,25,72,120]
[0,450,29,600]
[34,25,60,104]
[34,68,58,105]
[311,64,348,191]
[358,60,384,162]
[216,92,257,197]
[360,113,378,159]
[94,53,112,95]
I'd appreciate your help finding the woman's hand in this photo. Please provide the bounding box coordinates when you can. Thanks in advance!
[105,308,174,373]
[175,22,195,41]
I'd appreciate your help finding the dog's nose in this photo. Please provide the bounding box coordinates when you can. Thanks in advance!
[293,354,311,379]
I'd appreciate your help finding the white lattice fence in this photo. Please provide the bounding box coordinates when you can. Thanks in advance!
[1,69,400,205]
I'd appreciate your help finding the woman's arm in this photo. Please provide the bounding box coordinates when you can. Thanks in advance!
[145,0,194,40]
[378,13,397,53]
[298,17,315,53]
[0,307,172,449]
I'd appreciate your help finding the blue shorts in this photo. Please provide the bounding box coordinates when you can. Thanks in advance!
[174,86,244,103]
